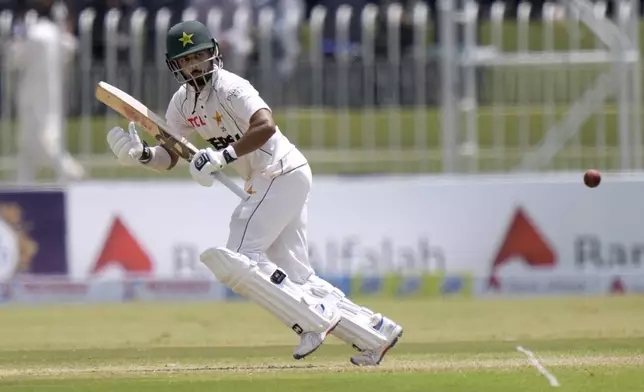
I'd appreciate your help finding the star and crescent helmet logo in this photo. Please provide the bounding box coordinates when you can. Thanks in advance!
[179,32,194,47]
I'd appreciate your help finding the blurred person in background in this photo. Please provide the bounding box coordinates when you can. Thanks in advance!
[249,0,304,80]
[4,0,85,183]
[73,0,140,60]
[139,0,189,60]
[188,0,254,77]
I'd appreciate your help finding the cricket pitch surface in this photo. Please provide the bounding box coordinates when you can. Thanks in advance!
[0,296,642,391]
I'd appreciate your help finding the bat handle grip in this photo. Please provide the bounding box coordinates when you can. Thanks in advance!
[211,172,250,201]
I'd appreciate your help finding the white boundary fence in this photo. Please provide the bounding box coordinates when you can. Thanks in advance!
[0,0,641,182]
[439,0,641,173]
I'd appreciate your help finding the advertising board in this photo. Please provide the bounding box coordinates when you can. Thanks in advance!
[66,174,644,296]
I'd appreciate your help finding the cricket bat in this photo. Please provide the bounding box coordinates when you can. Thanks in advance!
[95,81,249,201]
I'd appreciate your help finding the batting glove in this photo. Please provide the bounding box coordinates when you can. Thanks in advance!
[189,146,237,187]
[107,122,152,166]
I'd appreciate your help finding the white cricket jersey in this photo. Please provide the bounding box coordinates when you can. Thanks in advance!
[165,69,304,180]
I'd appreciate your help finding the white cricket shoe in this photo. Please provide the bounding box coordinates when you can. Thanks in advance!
[293,305,341,360]
[350,314,403,366]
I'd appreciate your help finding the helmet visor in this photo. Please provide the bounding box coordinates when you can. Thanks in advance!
[167,48,222,87]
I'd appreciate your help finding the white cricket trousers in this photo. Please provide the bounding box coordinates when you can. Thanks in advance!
[226,159,314,284]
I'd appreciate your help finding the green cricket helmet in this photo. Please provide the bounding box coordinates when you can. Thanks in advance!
[165,20,222,88]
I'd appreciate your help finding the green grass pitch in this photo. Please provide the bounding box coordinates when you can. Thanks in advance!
[0,295,642,391]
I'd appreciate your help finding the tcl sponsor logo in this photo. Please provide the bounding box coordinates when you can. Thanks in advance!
[188,116,207,128]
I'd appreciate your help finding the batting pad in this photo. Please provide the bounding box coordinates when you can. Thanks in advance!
[200,247,339,335]
[304,275,389,351]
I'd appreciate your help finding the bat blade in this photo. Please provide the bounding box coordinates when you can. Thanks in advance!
[95,81,197,161]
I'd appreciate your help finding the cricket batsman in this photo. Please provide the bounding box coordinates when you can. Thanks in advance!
[106,20,402,366]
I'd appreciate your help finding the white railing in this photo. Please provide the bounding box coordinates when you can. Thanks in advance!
[0,1,641,183]
[440,0,641,173]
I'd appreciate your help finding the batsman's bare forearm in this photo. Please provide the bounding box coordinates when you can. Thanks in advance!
[231,109,276,157]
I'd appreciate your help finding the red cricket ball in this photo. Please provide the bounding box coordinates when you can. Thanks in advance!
[584,169,601,188]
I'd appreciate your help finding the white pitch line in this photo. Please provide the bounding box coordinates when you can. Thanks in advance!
[516,346,560,387]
